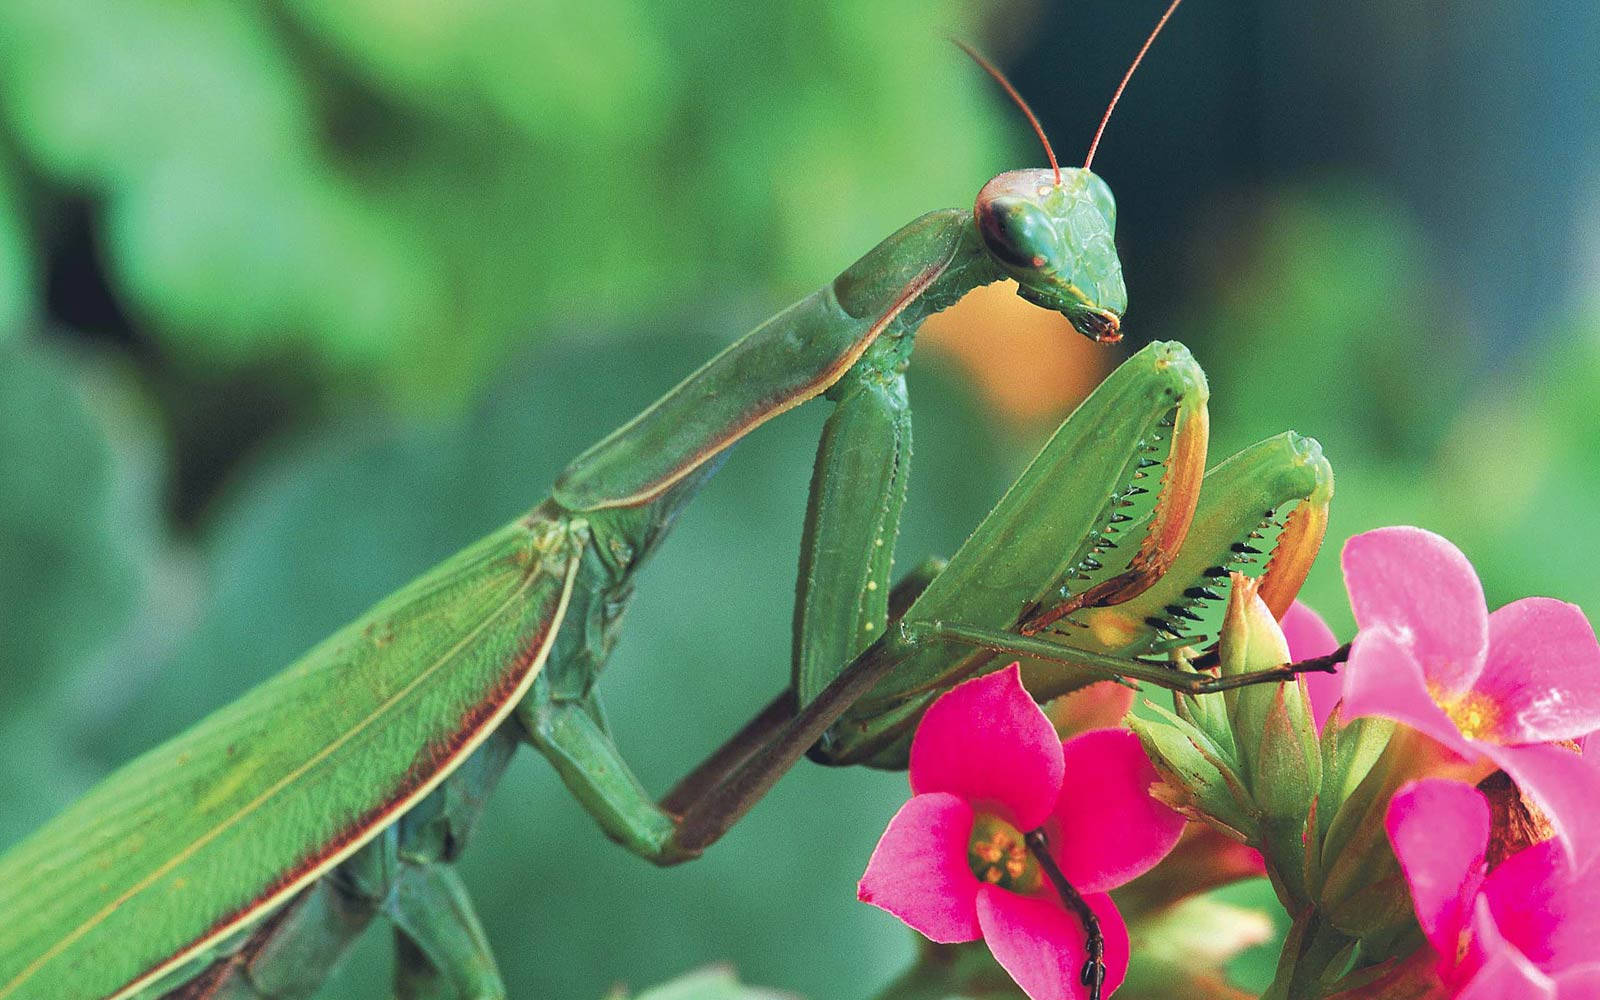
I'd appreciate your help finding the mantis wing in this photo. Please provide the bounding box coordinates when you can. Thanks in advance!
[0,517,582,1000]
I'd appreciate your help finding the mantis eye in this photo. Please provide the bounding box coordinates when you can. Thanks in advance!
[977,198,1059,272]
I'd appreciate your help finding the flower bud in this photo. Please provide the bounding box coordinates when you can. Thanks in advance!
[1217,574,1322,903]
[1219,576,1313,774]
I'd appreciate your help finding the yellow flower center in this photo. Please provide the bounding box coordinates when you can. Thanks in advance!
[967,813,1042,894]
[1432,686,1501,742]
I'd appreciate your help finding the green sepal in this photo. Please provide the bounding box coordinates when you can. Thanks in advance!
[1315,707,1395,851]
[1216,575,1314,789]
[1319,868,1419,955]
[1315,728,1445,946]
[1171,666,1237,762]
[1129,704,1255,841]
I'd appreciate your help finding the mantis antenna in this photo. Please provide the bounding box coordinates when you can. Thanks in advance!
[951,38,1062,187]
[1084,0,1185,170]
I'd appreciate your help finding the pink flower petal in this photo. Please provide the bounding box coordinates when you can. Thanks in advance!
[1481,834,1600,973]
[910,664,1065,830]
[858,792,982,943]
[1480,598,1600,744]
[976,888,1128,1000]
[1342,527,1488,694]
[1385,779,1488,962]
[1478,741,1600,868]
[1455,897,1557,1000]
[1341,627,1475,758]
[1555,964,1600,1000]
[1282,600,1343,730]
[1282,599,1340,660]
[1048,728,1186,893]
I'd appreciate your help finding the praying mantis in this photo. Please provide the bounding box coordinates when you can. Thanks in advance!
[0,4,1338,998]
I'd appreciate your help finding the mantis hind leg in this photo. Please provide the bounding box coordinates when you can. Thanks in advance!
[384,736,515,999]
[154,878,376,1000]
[899,618,1344,696]
[387,864,506,1000]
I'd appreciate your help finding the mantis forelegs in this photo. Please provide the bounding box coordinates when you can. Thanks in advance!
[517,601,922,864]
[520,342,1335,862]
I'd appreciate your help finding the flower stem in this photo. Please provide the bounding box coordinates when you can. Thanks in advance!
[1262,909,1354,1000]
[1025,828,1105,1000]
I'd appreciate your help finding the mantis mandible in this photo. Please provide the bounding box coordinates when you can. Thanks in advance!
[0,5,1337,998]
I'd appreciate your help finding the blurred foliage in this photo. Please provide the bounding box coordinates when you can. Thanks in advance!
[2,0,1598,997]
[0,163,31,337]
[605,965,793,1000]
[0,0,1007,402]
[0,341,167,845]
[0,343,134,710]
[1178,186,1600,632]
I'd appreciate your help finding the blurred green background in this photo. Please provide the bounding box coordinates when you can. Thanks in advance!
[2,0,1597,996]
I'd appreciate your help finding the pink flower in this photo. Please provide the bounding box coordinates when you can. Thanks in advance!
[858,664,1185,999]
[1337,526,1600,862]
[1386,779,1600,998]
[1280,599,1341,731]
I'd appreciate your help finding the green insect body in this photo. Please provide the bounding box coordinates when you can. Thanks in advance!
[0,164,1333,1000]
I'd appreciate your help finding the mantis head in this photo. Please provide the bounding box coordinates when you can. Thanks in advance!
[974,167,1126,343]
[958,0,1184,345]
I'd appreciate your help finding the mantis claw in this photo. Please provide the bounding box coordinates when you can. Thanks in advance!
[1063,431,1334,657]
[1018,355,1211,636]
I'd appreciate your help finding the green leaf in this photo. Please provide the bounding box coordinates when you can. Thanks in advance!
[0,0,1016,402]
